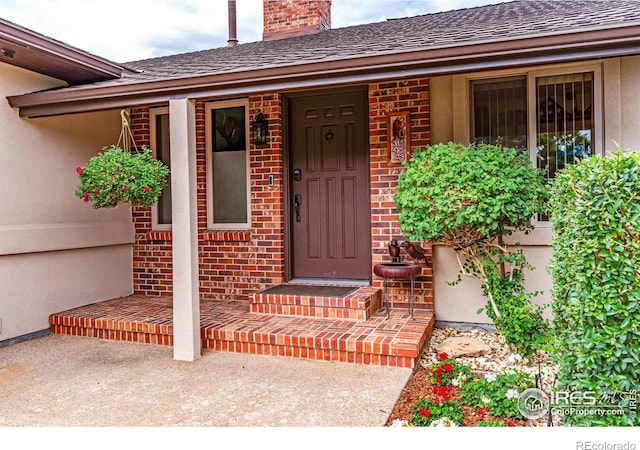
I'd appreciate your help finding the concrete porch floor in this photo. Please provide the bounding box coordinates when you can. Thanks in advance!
[49,294,435,368]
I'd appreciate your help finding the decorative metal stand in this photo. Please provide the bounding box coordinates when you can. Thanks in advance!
[374,263,421,319]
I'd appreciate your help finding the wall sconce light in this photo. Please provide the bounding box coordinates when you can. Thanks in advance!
[250,112,268,146]
[1,48,15,59]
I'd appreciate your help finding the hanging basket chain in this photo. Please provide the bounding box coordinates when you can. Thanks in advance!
[116,109,139,154]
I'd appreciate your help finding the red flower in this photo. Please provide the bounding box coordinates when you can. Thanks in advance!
[93,188,100,194]
[122,186,129,192]
[82,192,89,202]
[418,408,430,418]
[434,367,443,376]
[406,397,413,403]
[436,377,442,384]
[504,419,516,427]
[438,352,449,361]
[477,407,487,418]
[76,166,83,175]
[432,385,450,402]
[443,363,453,373]
[143,186,151,193]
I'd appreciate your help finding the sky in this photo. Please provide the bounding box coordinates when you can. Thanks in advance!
[0,0,507,63]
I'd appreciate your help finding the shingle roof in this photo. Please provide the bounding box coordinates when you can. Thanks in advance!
[9,0,640,117]
[109,0,640,86]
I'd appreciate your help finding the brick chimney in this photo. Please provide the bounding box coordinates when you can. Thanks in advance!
[263,0,331,41]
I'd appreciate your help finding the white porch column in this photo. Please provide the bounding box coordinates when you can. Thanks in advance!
[169,98,201,361]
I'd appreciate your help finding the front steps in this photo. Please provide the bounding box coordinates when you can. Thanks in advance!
[49,286,434,368]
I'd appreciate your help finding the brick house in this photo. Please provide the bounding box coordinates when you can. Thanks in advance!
[3,0,640,365]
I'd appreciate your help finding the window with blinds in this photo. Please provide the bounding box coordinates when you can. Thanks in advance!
[535,72,593,181]
[471,76,528,152]
[470,70,596,223]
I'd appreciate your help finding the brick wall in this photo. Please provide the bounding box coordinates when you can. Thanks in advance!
[368,77,433,309]
[130,77,432,310]
[263,0,331,41]
[131,95,284,300]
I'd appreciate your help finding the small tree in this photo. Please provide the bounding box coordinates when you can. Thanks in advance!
[549,148,640,426]
[395,142,549,356]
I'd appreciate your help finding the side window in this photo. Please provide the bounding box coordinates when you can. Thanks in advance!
[205,100,250,229]
[150,107,172,229]
[471,76,527,152]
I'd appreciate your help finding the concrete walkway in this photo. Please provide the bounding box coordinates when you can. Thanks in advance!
[0,333,411,427]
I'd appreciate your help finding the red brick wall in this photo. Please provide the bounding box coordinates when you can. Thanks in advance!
[369,78,433,309]
[131,95,284,300]
[130,77,432,309]
[263,0,331,40]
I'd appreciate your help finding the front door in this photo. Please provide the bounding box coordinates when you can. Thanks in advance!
[288,88,371,280]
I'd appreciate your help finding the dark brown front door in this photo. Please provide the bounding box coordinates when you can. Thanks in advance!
[288,88,371,280]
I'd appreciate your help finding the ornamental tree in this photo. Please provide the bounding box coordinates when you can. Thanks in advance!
[395,142,549,356]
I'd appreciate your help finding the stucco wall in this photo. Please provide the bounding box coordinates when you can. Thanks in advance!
[429,57,640,324]
[0,62,134,342]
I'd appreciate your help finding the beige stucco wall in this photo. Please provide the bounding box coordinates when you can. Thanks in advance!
[429,56,640,324]
[0,62,134,342]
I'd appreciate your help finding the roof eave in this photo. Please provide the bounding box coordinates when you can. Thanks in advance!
[0,18,134,84]
[9,24,640,118]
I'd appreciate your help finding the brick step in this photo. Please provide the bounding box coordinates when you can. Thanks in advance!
[201,306,435,368]
[250,285,381,321]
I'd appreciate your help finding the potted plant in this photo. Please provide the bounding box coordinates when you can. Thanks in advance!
[75,144,170,209]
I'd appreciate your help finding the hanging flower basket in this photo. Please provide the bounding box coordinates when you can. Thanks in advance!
[75,145,170,209]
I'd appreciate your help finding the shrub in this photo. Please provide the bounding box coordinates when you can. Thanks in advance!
[395,142,549,356]
[75,145,170,209]
[549,148,640,426]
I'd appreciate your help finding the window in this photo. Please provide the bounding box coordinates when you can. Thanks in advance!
[471,76,527,152]
[469,65,602,224]
[534,72,594,180]
[205,100,250,229]
[150,107,172,229]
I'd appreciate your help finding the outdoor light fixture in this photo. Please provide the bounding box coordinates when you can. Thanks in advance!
[250,112,268,146]
[1,48,15,59]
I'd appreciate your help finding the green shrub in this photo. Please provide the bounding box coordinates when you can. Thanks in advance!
[549,148,640,426]
[395,142,549,356]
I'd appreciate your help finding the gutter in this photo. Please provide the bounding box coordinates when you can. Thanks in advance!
[8,24,640,118]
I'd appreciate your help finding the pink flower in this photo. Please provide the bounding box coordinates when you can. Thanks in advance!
[76,166,83,175]
[122,186,129,192]
[143,186,151,193]
[418,408,430,418]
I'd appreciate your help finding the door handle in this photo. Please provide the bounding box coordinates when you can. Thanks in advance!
[294,194,302,222]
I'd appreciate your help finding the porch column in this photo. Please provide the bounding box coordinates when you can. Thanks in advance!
[169,97,201,361]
